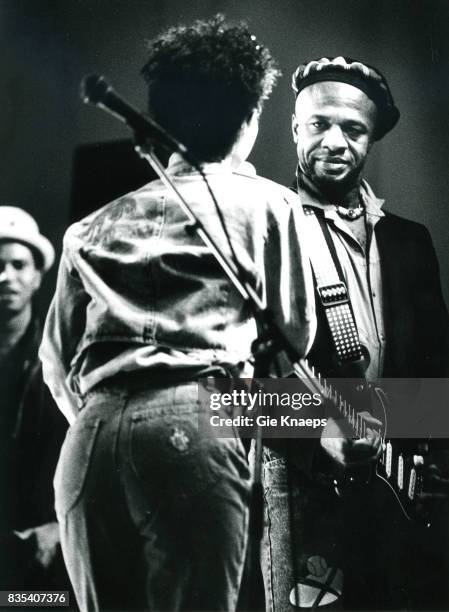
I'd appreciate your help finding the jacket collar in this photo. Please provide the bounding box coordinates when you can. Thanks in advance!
[166,153,257,177]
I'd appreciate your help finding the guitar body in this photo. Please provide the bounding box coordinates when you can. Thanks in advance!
[376,438,430,524]
[328,384,429,526]
[326,473,424,610]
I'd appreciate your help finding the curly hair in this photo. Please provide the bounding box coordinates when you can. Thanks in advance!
[141,15,280,162]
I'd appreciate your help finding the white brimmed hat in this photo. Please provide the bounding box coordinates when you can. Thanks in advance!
[0,206,55,271]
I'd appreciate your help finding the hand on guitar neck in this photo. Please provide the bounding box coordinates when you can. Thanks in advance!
[320,412,383,468]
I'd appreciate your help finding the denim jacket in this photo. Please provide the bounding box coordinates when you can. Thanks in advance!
[40,157,315,423]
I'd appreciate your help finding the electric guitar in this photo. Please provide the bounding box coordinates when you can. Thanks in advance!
[289,357,430,525]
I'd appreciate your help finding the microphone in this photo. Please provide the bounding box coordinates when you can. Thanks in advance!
[81,74,186,154]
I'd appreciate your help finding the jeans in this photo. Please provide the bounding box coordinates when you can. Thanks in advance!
[54,382,251,611]
[262,448,346,612]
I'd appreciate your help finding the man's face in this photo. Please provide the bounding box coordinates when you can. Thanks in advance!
[292,81,377,190]
[0,242,42,317]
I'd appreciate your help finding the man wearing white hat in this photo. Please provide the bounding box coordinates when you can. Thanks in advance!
[0,206,69,591]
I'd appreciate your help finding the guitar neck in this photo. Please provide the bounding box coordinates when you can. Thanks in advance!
[288,358,427,524]
[292,358,365,439]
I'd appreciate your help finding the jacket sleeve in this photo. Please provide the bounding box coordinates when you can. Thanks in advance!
[263,192,320,475]
[264,192,316,364]
[416,227,449,377]
[39,246,89,424]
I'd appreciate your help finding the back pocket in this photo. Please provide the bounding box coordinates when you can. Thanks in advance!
[129,409,228,500]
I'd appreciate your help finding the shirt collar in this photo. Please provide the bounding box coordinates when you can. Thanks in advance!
[166,153,257,178]
[359,180,385,218]
[296,170,385,221]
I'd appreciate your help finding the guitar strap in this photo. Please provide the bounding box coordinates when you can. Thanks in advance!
[303,206,364,365]
[286,206,367,609]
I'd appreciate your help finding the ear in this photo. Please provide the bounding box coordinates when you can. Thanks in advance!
[366,132,376,153]
[292,114,299,143]
[366,106,377,150]
[32,269,43,293]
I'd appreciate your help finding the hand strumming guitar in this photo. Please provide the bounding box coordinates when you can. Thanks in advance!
[320,412,383,468]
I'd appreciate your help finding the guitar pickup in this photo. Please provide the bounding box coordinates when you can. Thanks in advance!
[386,442,392,478]
[408,468,417,500]
[397,455,404,491]
[317,282,349,307]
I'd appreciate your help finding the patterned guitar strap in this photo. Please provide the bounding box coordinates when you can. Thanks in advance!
[287,206,366,610]
[304,206,364,366]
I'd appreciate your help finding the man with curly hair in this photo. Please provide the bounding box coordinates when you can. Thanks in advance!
[40,15,315,611]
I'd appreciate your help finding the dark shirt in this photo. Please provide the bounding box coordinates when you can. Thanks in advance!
[0,316,69,590]
[0,324,35,533]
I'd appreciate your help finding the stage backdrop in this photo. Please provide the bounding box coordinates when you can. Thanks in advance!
[1,0,448,310]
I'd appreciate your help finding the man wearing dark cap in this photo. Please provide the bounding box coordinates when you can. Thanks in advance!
[262,57,449,610]
[0,207,69,592]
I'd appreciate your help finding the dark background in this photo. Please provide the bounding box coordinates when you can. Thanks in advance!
[1,0,448,310]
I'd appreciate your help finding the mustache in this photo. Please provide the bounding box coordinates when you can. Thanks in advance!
[315,156,349,163]
[0,286,18,294]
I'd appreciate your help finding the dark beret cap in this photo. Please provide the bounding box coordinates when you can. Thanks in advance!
[292,56,400,140]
